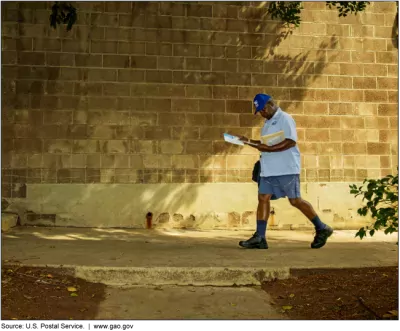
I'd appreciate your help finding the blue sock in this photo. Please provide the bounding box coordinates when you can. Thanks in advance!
[256,220,267,239]
[311,215,326,231]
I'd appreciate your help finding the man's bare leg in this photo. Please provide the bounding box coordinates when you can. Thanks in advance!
[288,197,317,221]
[257,193,273,221]
[288,197,333,248]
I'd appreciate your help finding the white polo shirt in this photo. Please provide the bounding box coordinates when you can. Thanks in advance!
[260,108,301,177]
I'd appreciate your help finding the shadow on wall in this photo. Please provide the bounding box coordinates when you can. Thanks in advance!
[35,183,209,228]
[130,4,339,228]
[3,2,338,229]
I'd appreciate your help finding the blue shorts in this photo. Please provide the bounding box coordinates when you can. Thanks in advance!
[258,174,301,199]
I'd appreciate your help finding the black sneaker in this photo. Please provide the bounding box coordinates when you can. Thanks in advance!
[311,225,333,249]
[239,232,268,249]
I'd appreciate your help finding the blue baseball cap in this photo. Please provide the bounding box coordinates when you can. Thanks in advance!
[253,94,272,114]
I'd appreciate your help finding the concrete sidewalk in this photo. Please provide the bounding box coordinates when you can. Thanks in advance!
[2,226,398,286]
[96,286,285,320]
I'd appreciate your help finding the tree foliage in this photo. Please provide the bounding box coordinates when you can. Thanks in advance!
[267,2,304,27]
[267,1,370,28]
[50,1,373,31]
[349,171,398,240]
[49,1,77,31]
[325,1,370,17]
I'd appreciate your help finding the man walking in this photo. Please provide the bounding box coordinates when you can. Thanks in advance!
[238,93,333,249]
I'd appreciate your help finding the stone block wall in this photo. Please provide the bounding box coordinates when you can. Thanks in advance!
[1,1,398,228]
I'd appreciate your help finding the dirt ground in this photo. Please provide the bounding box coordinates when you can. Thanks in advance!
[1,265,106,320]
[2,264,398,320]
[262,266,399,320]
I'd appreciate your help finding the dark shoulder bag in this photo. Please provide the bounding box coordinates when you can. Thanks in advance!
[252,160,261,183]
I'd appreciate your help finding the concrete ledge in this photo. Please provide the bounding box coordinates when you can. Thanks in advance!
[1,213,18,232]
[74,266,291,286]
[4,264,290,287]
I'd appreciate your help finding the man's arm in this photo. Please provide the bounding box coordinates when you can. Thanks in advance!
[248,138,262,144]
[239,136,261,144]
[244,139,296,152]
[254,114,298,152]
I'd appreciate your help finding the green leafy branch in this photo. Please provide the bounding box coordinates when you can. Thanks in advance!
[49,1,77,31]
[349,171,398,239]
[267,1,370,28]
[326,1,370,17]
[267,1,304,27]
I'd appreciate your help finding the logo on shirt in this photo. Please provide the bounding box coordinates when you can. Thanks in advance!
[254,100,259,108]
[271,121,277,125]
